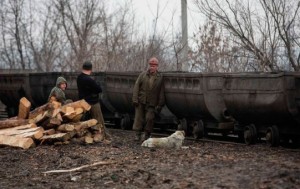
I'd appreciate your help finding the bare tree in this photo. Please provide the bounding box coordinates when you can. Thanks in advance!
[195,0,300,71]
[260,0,300,71]
[190,19,250,72]
[0,0,26,69]
[0,0,183,72]
[53,0,105,71]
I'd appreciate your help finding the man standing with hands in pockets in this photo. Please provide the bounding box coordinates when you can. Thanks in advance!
[132,57,165,142]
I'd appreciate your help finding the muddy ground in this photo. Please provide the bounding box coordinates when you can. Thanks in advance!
[0,128,299,189]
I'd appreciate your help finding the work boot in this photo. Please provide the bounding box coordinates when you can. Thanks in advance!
[141,132,151,142]
[134,131,141,141]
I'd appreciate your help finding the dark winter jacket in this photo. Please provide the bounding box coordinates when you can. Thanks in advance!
[132,70,165,107]
[48,76,67,104]
[77,72,102,105]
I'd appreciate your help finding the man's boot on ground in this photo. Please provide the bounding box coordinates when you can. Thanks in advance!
[134,131,141,141]
[141,132,151,141]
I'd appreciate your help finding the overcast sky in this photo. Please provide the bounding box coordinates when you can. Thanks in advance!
[108,0,204,39]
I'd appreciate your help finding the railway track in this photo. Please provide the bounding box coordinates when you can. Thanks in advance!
[108,127,300,149]
[108,127,247,146]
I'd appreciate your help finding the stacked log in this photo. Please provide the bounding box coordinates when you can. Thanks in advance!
[0,98,106,149]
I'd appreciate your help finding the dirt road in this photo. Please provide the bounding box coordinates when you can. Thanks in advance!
[0,129,299,189]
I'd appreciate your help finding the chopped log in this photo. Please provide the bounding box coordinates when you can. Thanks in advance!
[62,106,75,116]
[63,107,84,121]
[93,133,104,142]
[17,127,44,139]
[0,123,36,133]
[39,117,61,129]
[0,118,29,129]
[51,108,61,118]
[0,123,37,131]
[75,107,83,114]
[40,133,71,143]
[74,119,98,131]
[61,99,91,113]
[57,124,75,132]
[44,129,56,135]
[0,134,35,149]
[0,124,44,139]
[29,103,51,119]
[29,110,49,124]
[18,97,31,119]
[49,117,62,127]
[29,101,61,119]
[69,114,83,123]
[84,136,94,144]
[51,101,61,109]
[56,113,63,122]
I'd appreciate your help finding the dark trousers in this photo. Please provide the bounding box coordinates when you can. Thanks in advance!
[132,103,155,133]
[90,102,106,133]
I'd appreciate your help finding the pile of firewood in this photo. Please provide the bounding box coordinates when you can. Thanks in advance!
[0,97,105,149]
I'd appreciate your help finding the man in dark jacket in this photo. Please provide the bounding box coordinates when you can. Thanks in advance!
[132,57,165,141]
[77,61,110,142]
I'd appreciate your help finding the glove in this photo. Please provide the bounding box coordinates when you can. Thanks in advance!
[155,106,162,113]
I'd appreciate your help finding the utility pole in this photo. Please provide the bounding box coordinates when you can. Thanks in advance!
[181,0,188,71]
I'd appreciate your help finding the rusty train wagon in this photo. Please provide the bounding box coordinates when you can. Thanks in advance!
[0,72,116,122]
[223,72,300,146]
[105,72,138,129]
[163,72,235,139]
[105,72,177,130]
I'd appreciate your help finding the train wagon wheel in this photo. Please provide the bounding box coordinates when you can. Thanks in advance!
[244,124,257,145]
[237,132,244,142]
[265,125,280,147]
[192,120,205,139]
[120,114,131,130]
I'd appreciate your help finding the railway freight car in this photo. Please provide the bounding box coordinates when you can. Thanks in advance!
[0,72,79,115]
[0,72,117,123]
[29,72,79,106]
[0,72,31,117]
[105,72,177,130]
[223,72,300,146]
[163,72,235,139]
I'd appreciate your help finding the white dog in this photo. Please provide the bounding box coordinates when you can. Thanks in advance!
[141,130,185,149]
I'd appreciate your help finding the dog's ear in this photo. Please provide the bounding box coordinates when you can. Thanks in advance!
[180,130,185,136]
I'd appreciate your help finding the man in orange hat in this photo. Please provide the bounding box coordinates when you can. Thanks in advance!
[132,57,165,142]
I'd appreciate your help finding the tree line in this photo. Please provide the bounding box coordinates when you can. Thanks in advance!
[1,0,299,72]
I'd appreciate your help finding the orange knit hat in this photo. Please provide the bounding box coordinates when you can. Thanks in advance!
[148,57,158,65]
